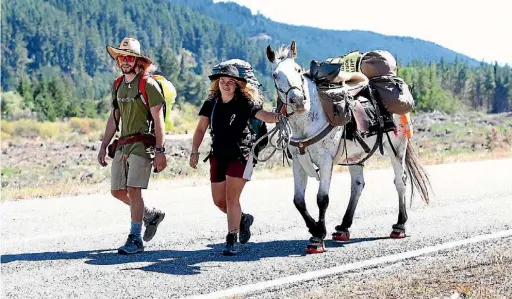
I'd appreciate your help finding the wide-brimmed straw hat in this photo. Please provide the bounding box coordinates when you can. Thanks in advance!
[106,37,152,64]
[208,65,247,84]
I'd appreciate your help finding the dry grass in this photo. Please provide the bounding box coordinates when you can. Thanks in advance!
[3,149,510,201]
[1,118,106,142]
[2,111,512,200]
[2,182,108,201]
[295,244,512,299]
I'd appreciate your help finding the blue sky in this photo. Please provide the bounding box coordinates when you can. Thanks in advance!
[218,0,511,65]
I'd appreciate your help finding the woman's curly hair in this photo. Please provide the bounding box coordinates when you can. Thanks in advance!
[208,78,264,106]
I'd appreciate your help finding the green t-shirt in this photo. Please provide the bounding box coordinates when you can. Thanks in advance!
[113,72,165,158]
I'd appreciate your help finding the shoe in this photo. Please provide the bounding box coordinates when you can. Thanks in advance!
[239,213,254,244]
[118,234,144,255]
[143,209,165,242]
[222,232,238,256]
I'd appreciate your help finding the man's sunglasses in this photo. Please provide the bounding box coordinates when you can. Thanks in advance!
[118,55,136,63]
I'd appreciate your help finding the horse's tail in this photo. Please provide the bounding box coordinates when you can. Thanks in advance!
[405,140,432,205]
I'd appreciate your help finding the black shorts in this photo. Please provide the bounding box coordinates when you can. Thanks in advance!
[209,155,253,183]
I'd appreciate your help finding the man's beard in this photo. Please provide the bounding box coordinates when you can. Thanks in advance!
[121,65,136,74]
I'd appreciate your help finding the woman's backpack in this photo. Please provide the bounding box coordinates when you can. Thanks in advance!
[211,59,269,159]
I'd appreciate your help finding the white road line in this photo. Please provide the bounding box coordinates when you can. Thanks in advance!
[188,229,512,299]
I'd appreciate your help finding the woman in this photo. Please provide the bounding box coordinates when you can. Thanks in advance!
[189,65,282,256]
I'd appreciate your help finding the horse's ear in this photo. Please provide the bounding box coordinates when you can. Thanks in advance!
[266,45,275,63]
[290,40,297,58]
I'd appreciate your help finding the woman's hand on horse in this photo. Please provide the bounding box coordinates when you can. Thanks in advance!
[256,110,283,123]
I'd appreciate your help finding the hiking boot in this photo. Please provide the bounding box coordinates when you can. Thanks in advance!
[143,209,165,242]
[222,232,238,256]
[118,234,144,255]
[239,213,254,244]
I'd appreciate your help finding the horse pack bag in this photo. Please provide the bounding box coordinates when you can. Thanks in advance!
[310,50,415,115]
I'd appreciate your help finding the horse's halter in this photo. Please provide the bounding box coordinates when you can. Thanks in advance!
[273,59,307,115]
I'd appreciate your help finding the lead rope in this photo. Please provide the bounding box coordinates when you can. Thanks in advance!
[251,117,293,163]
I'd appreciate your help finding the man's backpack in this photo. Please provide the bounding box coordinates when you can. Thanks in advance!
[112,73,176,132]
[211,59,269,158]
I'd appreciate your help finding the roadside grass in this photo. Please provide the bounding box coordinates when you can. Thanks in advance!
[2,147,511,201]
[296,243,512,299]
[2,111,512,200]
[0,102,200,142]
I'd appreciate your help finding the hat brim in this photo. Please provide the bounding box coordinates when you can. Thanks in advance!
[106,46,152,64]
[208,73,247,83]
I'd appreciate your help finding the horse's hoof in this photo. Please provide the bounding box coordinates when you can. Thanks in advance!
[332,231,350,241]
[306,238,325,254]
[306,242,325,254]
[390,231,406,239]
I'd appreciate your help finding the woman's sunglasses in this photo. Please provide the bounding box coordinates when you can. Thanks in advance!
[118,55,136,63]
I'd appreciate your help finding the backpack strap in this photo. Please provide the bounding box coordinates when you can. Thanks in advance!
[114,76,123,91]
[138,73,150,110]
[112,76,124,132]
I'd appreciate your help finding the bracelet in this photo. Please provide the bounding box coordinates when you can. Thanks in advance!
[190,152,199,156]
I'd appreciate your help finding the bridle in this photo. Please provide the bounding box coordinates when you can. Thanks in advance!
[273,59,307,116]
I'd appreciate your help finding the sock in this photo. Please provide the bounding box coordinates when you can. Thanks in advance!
[130,222,143,241]
[143,206,153,222]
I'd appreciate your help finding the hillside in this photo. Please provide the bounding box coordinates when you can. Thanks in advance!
[171,0,481,66]
[1,0,510,122]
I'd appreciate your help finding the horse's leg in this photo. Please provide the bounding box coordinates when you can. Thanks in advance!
[291,160,317,240]
[333,164,365,241]
[306,156,333,254]
[388,136,408,238]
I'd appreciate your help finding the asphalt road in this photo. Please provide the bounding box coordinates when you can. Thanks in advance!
[1,159,511,298]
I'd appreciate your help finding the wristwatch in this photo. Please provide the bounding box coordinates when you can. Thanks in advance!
[155,147,166,153]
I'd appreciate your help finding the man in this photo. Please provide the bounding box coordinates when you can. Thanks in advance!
[97,37,167,254]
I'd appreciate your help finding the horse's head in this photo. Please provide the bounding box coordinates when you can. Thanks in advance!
[267,41,309,114]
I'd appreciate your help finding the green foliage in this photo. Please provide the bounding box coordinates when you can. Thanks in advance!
[1,0,511,124]
[0,92,34,120]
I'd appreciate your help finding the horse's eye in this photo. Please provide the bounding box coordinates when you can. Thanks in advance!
[297,68,302,73]
[272,72,278,79]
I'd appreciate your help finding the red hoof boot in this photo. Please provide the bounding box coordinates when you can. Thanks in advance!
[332,231,350,241]
[390,231,406,239]
[306,237,325,254]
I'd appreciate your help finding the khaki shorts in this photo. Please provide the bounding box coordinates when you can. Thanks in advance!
[111,151,152,190]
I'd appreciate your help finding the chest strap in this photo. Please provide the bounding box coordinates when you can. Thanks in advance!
[289,124,335,155]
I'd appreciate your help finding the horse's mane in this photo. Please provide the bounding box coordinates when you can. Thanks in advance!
[274,46,291,62]
[273,45,309,74]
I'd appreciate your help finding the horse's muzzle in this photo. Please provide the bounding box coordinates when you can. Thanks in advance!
[294,103,306,113]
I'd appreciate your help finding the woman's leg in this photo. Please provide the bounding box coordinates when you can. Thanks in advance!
[225,175,247,232]
[211,182,227,213]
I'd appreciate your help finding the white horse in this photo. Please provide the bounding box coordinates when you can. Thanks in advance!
[266,41,431,254]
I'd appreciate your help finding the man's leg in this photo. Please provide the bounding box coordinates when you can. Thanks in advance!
[111,182,162,237]
[118,154,152,255]
[118,186,145,255]
[111,189,129,205]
